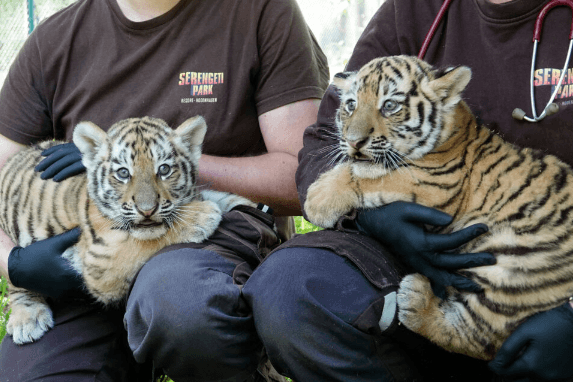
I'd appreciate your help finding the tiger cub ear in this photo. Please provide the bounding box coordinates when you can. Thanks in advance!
[428,66,472,108]
[73,121,108,167]
[174,115,207,147]
[332,71,357,93]
[172,116,208,162]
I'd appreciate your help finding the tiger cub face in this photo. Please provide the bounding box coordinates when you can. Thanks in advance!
[332,55,471,179]
[73,116,206,240]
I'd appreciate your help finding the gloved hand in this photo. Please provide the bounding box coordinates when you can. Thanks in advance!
[8,228,88,299]
[489,302,573,381]
[355,201,495,299]
[35,142,85,181]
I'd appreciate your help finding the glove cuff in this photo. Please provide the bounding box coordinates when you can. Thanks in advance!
[7,246,23,287]
[355,209,373,236]
[560,298,573,323]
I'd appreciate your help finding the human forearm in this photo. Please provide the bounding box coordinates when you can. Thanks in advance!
[296,87,340,218]
[0,230,14,282]
[0,135,26,281]
[200,98,321,216]
[198,152,300,216]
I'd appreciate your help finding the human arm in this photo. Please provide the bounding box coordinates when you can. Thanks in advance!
[0,22,83,292]
[198,99,320,216]
[0,135,86,298]
[355,202,495,299]
[0,134,26,281]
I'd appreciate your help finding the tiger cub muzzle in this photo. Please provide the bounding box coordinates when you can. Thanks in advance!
[122,169,174,238]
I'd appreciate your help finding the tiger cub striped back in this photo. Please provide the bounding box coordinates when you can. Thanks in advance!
[1,116,254,345]
[304,55,573,360]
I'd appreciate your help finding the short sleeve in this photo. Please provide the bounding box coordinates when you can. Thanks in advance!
[0,29,53,145]
[254,0,329,115]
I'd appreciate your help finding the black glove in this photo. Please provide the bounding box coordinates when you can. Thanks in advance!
[355,201,495,299]
[8,228,88,299]
[489,302,573,381]
[35,142,85,181]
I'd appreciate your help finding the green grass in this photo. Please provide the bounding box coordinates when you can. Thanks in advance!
[0,276,10,344]
[293,215,322,234]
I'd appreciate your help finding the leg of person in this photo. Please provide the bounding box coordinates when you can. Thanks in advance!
[243,247,396,381]
[124,248,263,382]
[0,298,148,382]
[243,247,497,382]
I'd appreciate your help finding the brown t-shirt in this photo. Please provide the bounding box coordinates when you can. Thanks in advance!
[0,0,329,158]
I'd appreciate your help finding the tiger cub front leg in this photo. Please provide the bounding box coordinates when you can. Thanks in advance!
[6,287,54,344]
[304,164,360,228]
[397,274,490,360]
[200,190,256,214]
[173,199,224,243]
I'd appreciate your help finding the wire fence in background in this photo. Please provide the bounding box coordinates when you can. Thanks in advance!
[0,0,76,84]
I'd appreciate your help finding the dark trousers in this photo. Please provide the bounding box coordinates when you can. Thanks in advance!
[0,247,496,382]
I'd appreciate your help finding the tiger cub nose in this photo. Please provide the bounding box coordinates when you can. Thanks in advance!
[347,137,369,149]
[136,203,159,217]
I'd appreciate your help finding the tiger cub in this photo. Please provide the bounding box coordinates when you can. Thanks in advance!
[304,55,573,360]
[0,116,254,345]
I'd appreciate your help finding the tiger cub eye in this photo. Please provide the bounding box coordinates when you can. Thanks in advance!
[116,168,130,179]
[346,99,357,113]
[158,164,171,176]
[383,100,399,113]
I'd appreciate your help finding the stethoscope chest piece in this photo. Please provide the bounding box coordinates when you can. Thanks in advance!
[512,0,573,122]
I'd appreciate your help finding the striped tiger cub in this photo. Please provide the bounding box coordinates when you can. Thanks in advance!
[0,116,254,345]
[304,55,573,360]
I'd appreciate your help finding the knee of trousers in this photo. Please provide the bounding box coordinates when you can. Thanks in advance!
[125,249,261,381]
[244,247,390,352]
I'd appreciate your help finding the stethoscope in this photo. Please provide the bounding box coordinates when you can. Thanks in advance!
[419,0,573,123]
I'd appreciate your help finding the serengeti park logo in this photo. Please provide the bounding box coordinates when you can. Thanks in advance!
[178,71,224,104]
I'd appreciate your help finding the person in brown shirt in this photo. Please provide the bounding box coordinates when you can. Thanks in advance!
[0,0,328,380]
[267,0,573,380]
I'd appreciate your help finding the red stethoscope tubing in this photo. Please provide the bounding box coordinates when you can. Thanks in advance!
[419,0,573,59]
[417,0,453,60]
[418,0,573,122]
[533,0,573,41]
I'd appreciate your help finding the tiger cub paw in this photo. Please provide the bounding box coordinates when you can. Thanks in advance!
[7,303,54,345]
[304,193,341,228]
[304,184,355,229]
[200,190,256,213]
[397,274,436,333]
[182,200,223,243]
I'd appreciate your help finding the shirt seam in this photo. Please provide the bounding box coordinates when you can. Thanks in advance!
[473,0,547,25]
[104,0,193,33]
[256,86,325,115]
[0,119,47,144]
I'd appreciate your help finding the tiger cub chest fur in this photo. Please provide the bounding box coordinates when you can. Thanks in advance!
[304,55,573,360]
[0,116,254,345]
